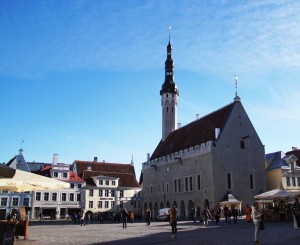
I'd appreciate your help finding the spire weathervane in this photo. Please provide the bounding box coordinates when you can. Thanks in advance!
[21,139,24,149]
[169,26,171,42]
[234,74,241,101]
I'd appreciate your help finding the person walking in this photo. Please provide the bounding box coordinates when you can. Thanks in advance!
[129,212,134,223]
[169,204,177,238]
[121,208,129,229]
[80,212,85,226]
[232,206,238,224]
[202,207,211,227]
[213,206,220,225]
[252,202,262,245]
[145,208,151,226]
[223,205,229,223]
[245,204,252,223]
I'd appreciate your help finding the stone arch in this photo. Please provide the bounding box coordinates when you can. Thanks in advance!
[166,201,170,208]
[160,201,164,209]
[149,202,153,218]
[154,202,158,218]
[180,200,185,220]
[188,200,195,219]
[143,202,148,217]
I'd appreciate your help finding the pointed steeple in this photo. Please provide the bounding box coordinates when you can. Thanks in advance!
[160,27,179,140]
[160,27,179,96]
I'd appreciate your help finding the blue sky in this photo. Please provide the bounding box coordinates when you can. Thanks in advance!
[1,0,300,179]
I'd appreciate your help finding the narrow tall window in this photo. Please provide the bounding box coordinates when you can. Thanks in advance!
[189,176,193,191]
[197,175,201,190]
[61,193,67,201]
[240,140,245,149]
[178,179,181,192]
[292,177,296,186]
[286,177,291,186]
[52,193,57,201]
[185,177,188,192]
[227,173,232,190]
[174,179,177,193]
[250,174,254,189]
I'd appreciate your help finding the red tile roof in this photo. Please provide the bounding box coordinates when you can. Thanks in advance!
[83,170,140,188]
[74,161,140,188]
[150,102,236,160]
[32,164,83,182]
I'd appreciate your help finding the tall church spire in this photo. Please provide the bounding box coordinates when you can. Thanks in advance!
[160,27,179,140]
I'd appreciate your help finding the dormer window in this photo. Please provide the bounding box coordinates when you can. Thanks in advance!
[105,180,109,185]
[99,180,103,186]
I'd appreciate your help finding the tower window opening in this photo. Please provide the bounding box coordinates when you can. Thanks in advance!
[167,107,168,112]
[172,107,173,112]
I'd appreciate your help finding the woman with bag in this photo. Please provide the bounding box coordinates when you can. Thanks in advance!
[252,202,263,245]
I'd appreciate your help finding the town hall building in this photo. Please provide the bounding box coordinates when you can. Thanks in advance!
[141,35,267,219]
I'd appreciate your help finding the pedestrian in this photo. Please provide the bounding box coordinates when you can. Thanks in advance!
[213,206,220,225]
[202,207,211,227]
[129,212,134,223]
[252,202,263,245]
[227,209,232,224]
[99,214,104,224]
[192,206,196,222]
[196,206,201,222]
[169,204,177,238]
[112,212,116,224]
[72,212,77,224]
[121,208,129,229]
[245,204,252,223]
[80,212,85,226]
[87,213,91,224]
[223,205,229,223]
[145,208,151,226]
[39,212,42,221]
[232,206,238,224]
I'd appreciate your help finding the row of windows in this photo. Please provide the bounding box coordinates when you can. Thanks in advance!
[98,180,116,186]
[286,177,300,187]
[149,173,255,194]
[0,197,30,207]
[35,192,80,202]
[53,172,68,178]
[89,189,123,197]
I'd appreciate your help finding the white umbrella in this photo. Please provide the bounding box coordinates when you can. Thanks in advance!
[0,164,69,192]
[254,189,294,200]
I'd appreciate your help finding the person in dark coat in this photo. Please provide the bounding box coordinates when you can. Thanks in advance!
[145,208,151,226]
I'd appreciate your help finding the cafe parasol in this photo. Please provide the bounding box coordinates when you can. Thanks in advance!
[0,164,69,192]
[254,188,299,200]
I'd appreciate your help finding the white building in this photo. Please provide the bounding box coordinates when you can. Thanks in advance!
[73,159,142,220]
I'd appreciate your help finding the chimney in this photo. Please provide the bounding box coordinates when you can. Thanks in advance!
[53,154,58,165]
[177,123,181,129]
[196,114,199,120]
[215,128,220,139]
[94,157,98,162]
[147,153,150,161]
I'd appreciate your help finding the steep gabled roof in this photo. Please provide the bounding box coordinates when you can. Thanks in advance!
[82,170,140,188]
[74,161,140,188]
[286,149,300,167]
[74,161,136,178]
[33,164,83,182]
[265,151,288,171]
[150,102,236,160]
